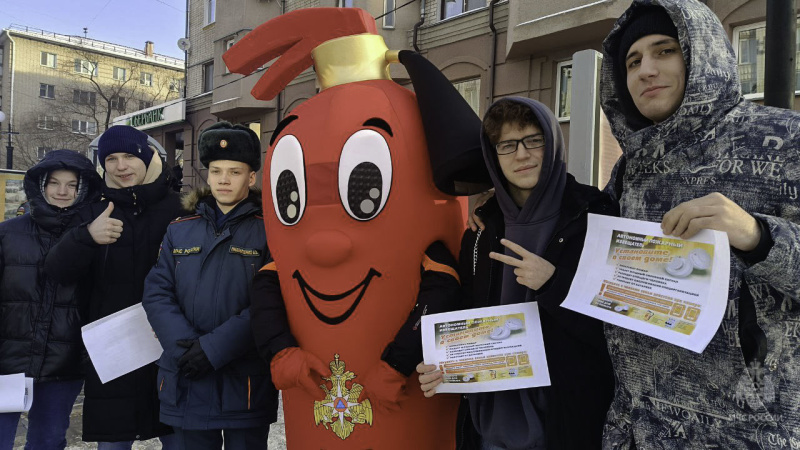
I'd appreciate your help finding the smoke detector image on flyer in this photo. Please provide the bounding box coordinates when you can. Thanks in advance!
[505,318,524,331]
[665,256,694,278]
[688,248,712,270]
[489,326,512,340]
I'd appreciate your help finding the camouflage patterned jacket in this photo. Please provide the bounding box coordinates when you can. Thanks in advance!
[600,0,800,448]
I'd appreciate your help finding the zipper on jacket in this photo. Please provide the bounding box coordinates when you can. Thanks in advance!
[472,229,482,276]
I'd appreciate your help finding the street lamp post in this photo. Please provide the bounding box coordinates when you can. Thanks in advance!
[0,111,18,170]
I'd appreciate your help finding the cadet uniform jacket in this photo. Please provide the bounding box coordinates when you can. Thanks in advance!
[143,189,278,430]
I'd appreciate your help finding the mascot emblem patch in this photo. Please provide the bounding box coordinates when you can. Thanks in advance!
[313,354,373,440]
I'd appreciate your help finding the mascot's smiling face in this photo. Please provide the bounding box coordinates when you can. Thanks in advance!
[264,80,457,331]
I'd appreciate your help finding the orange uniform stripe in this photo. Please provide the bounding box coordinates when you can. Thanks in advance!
[247,376,251,410]
[422,255,460,283]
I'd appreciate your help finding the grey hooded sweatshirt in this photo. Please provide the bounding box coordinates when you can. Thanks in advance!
[601,0,800,448]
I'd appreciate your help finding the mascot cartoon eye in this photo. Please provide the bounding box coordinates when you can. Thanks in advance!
[338,129,392,221]
[270,135,306,225]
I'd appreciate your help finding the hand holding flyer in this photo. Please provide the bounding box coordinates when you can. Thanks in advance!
[561,214,730,353]
[421,303,550,394]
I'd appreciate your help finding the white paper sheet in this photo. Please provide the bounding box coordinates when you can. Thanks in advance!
[0,373,33,412]
[561,214,730,353]
[82,303,164,384]
[421,302,550,394]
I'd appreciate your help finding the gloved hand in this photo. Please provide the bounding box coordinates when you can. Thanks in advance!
[177,339,214,379]
[359,360,408,413]
[270,347,328,397]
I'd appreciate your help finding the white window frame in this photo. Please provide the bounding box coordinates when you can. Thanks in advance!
[139,100,153,110]
[72,119,97,135]
[37,115,57,130]
[383,0,395,29]
[39,83,55,99]
[441,0,488,21]
[452,77,481,116]
[74,59,98,76]
[169,78,182,93]
[73,89,97,106]
[140,72,153,87]
[40,51,57,68]
[224,39,235,74]
[113,66,127,81]
[555,60,573,122]
[732,18,800,100]
[204,0,216,25]
[37,147,52,159]
[338,0,353,6]
[110,95,126,110]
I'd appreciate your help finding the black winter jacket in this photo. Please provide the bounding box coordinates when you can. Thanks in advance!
[0,150,101,381]
[457,175,617,450]
[44,162,183,442]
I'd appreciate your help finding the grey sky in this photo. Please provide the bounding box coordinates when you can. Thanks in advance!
[2,0,187,58]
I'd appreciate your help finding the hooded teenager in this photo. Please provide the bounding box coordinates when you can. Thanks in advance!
[600,0,800,447]
[143,122,278,450]
[44,126,184,448]
[0,150,102,450]
[419,97,616,449]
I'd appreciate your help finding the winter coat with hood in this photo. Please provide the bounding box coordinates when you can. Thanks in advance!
[0,150,101,381]
[457,97,616,450]
[600,0,800,447]
[44,152,183,442]
[142,187,278,430]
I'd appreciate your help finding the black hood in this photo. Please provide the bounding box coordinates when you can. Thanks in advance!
[24,150,102,230]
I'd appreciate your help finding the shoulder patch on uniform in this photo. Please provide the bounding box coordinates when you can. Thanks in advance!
[173,246,202,255]
[170,214,201,224]
[229,246,261,257]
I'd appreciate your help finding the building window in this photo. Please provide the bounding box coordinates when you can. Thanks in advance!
[37,147,52,160]
[113,67,127,81]
[734,19,800,97]
[203,62,214,93]
[442,0,487,20]
[40,51,57,68]
[556,61,572,121]
[73,90,97,106]
[39,83,55,99]
[37,116,57,130]
[110,96,126,111]
[140,72,153,86]
[169,79,182,93]
[205,0,216,25]
[139,100,153,110]
[338,0,353,6]
[383,0,395,28]
[72,120,97,135]
[224,39,235,74]
[452,78,480,115]
[74,59,98,76]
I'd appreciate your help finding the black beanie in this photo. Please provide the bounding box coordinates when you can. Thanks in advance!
[617,6,679,74]
[98,125,154,169]
[198,121,261,171]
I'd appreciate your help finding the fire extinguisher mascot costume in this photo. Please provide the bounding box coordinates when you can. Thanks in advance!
[224,7,490,450]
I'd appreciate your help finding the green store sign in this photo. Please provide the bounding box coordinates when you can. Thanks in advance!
[127,107,165,127]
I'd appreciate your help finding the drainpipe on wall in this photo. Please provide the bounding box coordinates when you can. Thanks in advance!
[412,0,426,52]
[276,0,286,128]
[487,0,499,105]
[5,30,16,135]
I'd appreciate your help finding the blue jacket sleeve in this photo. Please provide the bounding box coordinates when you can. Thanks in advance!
[142,227,200,364]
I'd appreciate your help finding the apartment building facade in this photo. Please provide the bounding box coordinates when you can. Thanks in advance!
[167,0,799,189]
[0,26,184,170]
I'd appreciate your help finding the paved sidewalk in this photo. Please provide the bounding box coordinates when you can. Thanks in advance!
[12,391,287,449]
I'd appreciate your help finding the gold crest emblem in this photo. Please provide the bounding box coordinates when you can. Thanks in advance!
[220,139,228,148]
[313,354,373,440]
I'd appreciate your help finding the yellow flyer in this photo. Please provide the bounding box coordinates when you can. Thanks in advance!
[561,214,730,353]
[421,303,550,393]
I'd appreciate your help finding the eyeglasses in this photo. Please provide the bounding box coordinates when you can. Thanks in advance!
[495,134,546,155]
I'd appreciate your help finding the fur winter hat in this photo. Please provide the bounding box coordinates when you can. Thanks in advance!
[198,121,261,171]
